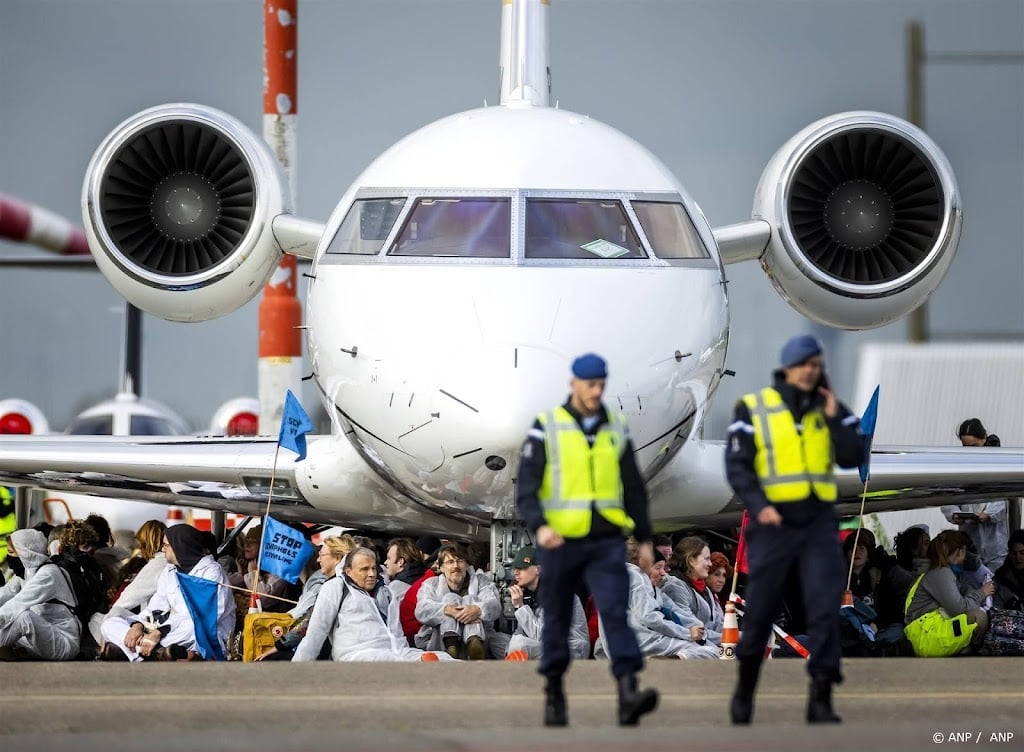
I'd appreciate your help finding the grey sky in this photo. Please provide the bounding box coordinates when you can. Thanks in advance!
[1,0,1022,433]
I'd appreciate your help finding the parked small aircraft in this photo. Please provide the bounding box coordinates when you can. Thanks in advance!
[1,0,1021,554]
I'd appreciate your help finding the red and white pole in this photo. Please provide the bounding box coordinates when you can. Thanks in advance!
[0,193,90,255]
[258,0,303,435]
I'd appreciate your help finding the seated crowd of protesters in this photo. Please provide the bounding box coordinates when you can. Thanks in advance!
[2,514,1021,663]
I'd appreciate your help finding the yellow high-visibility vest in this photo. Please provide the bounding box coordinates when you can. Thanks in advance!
[0,486,14,565]
[742,387,837,503]
[537,406,635,538]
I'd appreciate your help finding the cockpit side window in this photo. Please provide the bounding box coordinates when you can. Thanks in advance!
[524,199,646,259]
[327,198,405,255]
[65,415,113,435]
[631,201,710,259]
[130,415,179,436]
[387,198,511,258]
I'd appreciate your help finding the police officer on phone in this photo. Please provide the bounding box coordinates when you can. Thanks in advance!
[725,335,864,726]
[517,353,658,728]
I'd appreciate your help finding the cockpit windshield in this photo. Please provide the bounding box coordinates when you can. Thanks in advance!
[525,199,646,259]
[388,198,511,258]
[324,192,712,263]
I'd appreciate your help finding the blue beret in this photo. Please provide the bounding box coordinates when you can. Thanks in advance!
[571,353,608,380]
[780,335,823,368]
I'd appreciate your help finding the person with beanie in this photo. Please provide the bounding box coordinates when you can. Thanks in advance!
[725,334,865,725]
[516,352,658,728]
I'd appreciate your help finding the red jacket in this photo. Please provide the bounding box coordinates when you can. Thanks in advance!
[400,569,436,643]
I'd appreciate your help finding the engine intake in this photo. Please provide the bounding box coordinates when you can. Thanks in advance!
[83,104,290,322]
[754,112,961,329]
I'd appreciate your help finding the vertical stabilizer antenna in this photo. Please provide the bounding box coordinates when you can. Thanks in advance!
[499,0,551,106]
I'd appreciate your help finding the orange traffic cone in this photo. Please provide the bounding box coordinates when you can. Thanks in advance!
[720,599,740,660]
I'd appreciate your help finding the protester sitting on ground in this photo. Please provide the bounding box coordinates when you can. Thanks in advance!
[0,529,80,661]
[57,519,112,611]
[504,545,589,662]
[653,535,673,564]
[293,546,454,662]
[99,524,234,661]
[874,525,930,649]
[45,523,64,557]
[85,514,129,585]
[993,529,1024,611]
[596,538,717,660]
[399,546,439,646]
[706,551,733,609]
[415,535,442,561]
[227,525,292,613]
[413,542,502,659]
[384,537,427,603]
[843,533,882,608]
[661,536,725,655]
[904,530,995,657]
[90,520,167,647]
[256,534,356,661]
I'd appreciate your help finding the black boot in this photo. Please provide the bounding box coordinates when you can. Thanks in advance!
[806,676,842,724]
[544,678,567,727]
[616,673,659,726]
[729,659,761,725]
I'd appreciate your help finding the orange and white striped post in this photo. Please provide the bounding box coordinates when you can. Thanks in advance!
[258,0,303,435]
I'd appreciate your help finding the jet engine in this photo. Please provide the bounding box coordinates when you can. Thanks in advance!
[753,111,961,330]
[82,104,290,322]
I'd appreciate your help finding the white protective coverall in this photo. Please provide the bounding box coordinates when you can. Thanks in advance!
[89,552,167,645]
[595,563,719,660]
[413,566,502,654]
[292,575,454,662]
[508,589,590,660]
[0,529,80,660]
[100,555,233,661]
[661,573,725,648]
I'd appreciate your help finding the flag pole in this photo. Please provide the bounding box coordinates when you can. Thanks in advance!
[250,443,282,612]
[844,385,880,608]
[843,478,872,606]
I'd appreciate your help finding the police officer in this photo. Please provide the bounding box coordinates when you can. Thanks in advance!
[516,353,658,728]
[725,335,864,725]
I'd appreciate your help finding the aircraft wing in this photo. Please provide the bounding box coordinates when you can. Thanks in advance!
[0,434,485,538]
[647,441,1024,530]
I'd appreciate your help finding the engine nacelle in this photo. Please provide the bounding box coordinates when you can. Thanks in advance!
[0,399,50,435]
[82,104,290,322]
[753,111,961,330]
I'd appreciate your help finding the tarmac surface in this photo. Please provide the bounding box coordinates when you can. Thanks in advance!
[1,657,1021,752]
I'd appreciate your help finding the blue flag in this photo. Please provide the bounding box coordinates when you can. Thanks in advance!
[858,385,880,483]
[278,389,314,461]
[261,515,316,584]
[175,571,226,661]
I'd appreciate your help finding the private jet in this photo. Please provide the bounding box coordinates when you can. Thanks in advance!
[2,0,1022,561]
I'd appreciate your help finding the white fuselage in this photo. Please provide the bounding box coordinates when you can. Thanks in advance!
[303,105,730,526]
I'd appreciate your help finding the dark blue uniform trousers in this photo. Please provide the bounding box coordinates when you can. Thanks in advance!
[736,503,844,682]
[538,536,644,681]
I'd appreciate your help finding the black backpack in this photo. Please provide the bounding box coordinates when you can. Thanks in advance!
[47,551,109,623]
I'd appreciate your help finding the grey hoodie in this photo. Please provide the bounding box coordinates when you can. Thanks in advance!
[0,529,81,659]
